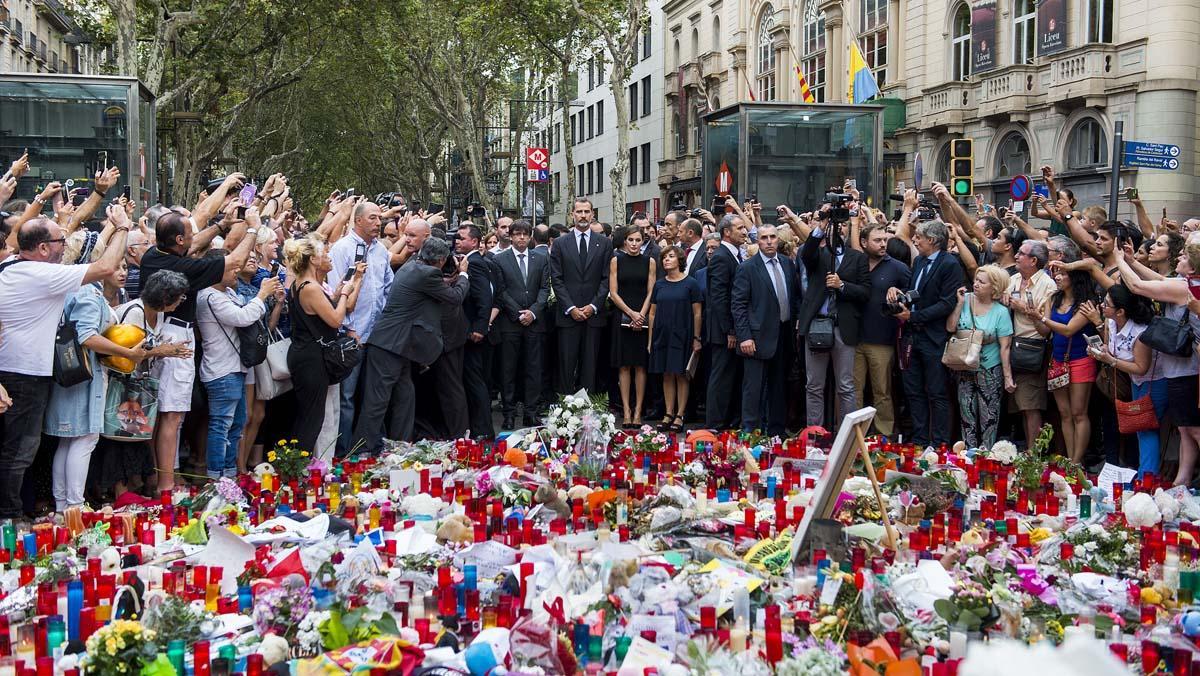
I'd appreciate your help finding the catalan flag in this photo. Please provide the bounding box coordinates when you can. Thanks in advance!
[794,65,816,103]
[847,41,881,104]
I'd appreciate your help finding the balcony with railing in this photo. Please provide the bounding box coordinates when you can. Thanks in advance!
[34,0,75,32]
[0,5,10,34]
[1044,39,1146,103]
[920,80,974,130]
[976,65,1039,118]
[10,18,22,46]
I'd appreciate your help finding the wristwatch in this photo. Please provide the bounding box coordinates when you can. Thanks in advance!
[247,228,258,235]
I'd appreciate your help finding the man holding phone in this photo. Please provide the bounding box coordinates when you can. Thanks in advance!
[327,200,394,456]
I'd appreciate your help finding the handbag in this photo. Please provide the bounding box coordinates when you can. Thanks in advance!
[101,372,159,441]
[1047,335,1073,391]
[1140,312,1195,358]
[206,293,269,368]
[53,290,95,388]
[319,331,362,384]
[942,294,983,371]
[254,329,293,400]
[1010,336,1047,373]
[1095,363,1132,401]
[806,291,836,351]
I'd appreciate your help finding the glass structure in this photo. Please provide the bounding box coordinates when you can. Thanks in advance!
[701,102,884,224]
[0,74,155,214]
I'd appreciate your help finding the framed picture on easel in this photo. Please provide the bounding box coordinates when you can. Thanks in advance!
[789,406,897,564]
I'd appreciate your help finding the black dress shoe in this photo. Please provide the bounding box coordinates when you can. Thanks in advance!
[501,416,515,430]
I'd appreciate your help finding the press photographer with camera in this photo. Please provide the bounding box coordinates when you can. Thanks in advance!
[796,196,870,429]
[887,218,964,446]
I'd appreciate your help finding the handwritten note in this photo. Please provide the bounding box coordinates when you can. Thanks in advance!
[1097,463,1137,503]
[454,541,518,580]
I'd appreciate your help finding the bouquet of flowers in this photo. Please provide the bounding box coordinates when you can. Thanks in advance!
[543,389,617,446]
[1059,521,1140,576]
[267,438,312,482]
[252,575,315,641]
[83,619,159,674]
[777,637,848,676]
[618,424,669,456]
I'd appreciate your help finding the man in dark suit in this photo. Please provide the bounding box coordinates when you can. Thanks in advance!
[632,212,663,275]
[796,212,871,428]
[680,218,708,278]
[887,220,964,445]
[533,226,556,411]
[704,214,749,429]
[549,198,613,393]
[732,225,802,436]
[354,238,469,452]
[494,220,550,427]
[455,223,495,438]
[421,260,471,440]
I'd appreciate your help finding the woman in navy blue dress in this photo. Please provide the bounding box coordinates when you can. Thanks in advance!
[648,246,704,432]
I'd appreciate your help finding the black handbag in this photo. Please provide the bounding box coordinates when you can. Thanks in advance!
[1140,313,1194,358]
[806,291,836,351]
[53,317,93,387]
[206,295,269,368]
[318,331,362,384]
[1010,336,1047,373]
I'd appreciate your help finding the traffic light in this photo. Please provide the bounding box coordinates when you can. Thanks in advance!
[950,138,974,198]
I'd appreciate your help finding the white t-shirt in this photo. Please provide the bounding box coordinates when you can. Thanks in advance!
[0,260,88,376]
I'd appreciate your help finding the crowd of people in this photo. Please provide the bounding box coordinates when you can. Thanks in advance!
[2,151,1200,521]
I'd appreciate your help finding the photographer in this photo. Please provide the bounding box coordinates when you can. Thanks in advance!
[354,238,469,452]
[796,201,870,429]
[887,219,964,446]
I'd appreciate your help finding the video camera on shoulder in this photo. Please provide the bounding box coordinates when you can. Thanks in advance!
[888,191,941,222]
[823,189,854,223]
[467,202,486,219]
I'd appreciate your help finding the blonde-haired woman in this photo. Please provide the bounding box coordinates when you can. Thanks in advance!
[284,234,363,452]
[947,264,1015,448]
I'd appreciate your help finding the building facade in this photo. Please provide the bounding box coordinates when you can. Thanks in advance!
[0,0,101,75]
[526,0,666,226]
[659,0,1200,218]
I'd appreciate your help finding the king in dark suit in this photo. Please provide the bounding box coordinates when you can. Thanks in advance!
[354,238,469,452]
[494,220,551,427]
[888,220,964,445]
[796,218,871,428]
[549,199,613,393]
[731,225,802,436]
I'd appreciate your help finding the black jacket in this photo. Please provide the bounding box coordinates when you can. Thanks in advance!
[494,247,551,334]
[906,250,965,344]
[731,253,803,360]
[704,243,739,345]
[462,251,493,336]
[796,235,872,345]
[369,261,469,365]
[549,227,613,328]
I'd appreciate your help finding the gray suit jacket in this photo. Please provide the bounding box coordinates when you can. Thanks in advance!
[368,261,469,365]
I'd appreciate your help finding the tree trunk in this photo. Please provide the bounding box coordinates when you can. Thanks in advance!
[560,49,576,210]
[608,58,629,220]
[103,0,137,77]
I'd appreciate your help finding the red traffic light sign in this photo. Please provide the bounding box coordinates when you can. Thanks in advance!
[1010,174,1032,201]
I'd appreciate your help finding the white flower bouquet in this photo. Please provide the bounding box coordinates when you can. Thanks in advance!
[543,388,617,446]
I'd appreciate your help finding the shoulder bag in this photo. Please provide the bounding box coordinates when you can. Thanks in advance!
[206,293,269,368]
[1010,336,1047,373]
[54,291,95,388]
[254,330,293,400]
[294,282,361,384]
[942,294,983,371]
[1111,352,1159,434]
[807,291,836,352]
[1047,334,1073,391]
[1139,311,1194,358]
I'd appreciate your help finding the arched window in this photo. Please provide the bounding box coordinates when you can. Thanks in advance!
[995,131,1032,177]
[951,4,971,81]
[858,0,888,85]
[1013,0,1036,64]
[1066,118,1109,169]
[1087,0,1113,43]
[712,17,722,52]
[673,39,680,70]
[756,6,777,101]
[692,28,700,60]
[935,143,952,184]
[692,105,703,152]
[801,0,826,102]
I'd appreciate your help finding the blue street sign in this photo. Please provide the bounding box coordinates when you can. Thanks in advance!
[1124,141,1180,158]
[537,169,549,181]
[1124,154,1180,171]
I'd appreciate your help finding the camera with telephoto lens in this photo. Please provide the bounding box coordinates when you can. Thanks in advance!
[884,289,920,316]
[467,202,486,218]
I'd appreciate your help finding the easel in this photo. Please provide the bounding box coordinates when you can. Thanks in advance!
[852,422,898,551]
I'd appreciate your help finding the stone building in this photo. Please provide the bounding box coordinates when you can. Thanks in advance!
[659,0,1200,217]
[0,0,102,75]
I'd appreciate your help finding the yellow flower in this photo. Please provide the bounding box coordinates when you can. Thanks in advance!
[268,451,277,462]
[1028,527,1051,544]
[1142,587,1163,606]
[291,438,298,444]
[277,440,285,446]
[300,451,309,457]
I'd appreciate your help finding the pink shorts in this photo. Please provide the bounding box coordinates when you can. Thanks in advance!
[1068,356,1097,383]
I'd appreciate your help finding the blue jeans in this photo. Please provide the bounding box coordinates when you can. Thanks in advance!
[1132,378,1169,478]
[335,361,362,456]
[203,373,247,478]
